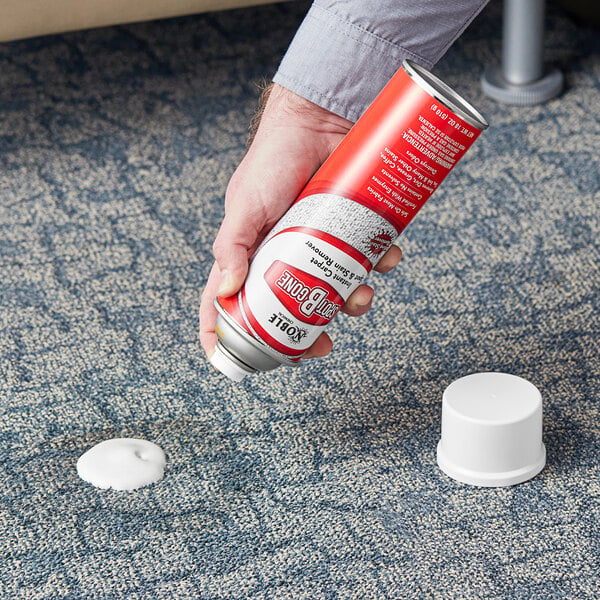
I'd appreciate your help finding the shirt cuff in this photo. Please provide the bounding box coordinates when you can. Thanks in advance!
[273,4,433,122]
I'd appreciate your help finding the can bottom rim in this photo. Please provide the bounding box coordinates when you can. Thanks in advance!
[210,342,255,382]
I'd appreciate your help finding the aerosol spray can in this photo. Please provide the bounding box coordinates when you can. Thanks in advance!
[211,60,488,381]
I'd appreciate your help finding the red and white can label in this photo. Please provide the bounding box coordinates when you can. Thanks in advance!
[235,227,370,356]
[219,65,483,361]
[295,70,482,233]
[265,260,344,326]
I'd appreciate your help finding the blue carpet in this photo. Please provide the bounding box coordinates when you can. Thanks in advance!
[1,1,599,598]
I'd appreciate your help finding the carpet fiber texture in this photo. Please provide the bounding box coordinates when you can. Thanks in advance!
[1,2,599,598]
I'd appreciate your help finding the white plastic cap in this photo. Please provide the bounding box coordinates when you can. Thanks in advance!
[437,372,546,487]
[210,345,253,382]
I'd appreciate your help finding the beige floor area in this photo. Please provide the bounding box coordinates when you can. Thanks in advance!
[1,0,283,41]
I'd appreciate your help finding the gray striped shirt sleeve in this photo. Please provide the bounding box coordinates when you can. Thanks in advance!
[273,0,490,122]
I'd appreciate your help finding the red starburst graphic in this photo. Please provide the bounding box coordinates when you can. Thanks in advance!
[369,231,393,255]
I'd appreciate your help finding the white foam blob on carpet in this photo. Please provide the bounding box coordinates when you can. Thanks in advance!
[77,438,166,490]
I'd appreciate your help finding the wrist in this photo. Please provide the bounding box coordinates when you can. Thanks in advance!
[266,83,354,133]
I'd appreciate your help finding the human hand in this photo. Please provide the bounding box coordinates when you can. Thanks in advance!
[199,83,402,360]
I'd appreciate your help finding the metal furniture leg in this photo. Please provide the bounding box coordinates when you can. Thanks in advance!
[481,0,563,104]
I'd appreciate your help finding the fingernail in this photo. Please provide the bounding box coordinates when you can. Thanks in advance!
[355,292,373,308]
[217,270,234,297]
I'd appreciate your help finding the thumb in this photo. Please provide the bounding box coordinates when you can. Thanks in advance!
[211,201,264,297]
[213,241,250,298]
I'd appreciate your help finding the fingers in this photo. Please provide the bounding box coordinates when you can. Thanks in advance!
[374,243,402,273]
[302,332,333,359]
[341,284,374,317]
[338,244,402,317]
